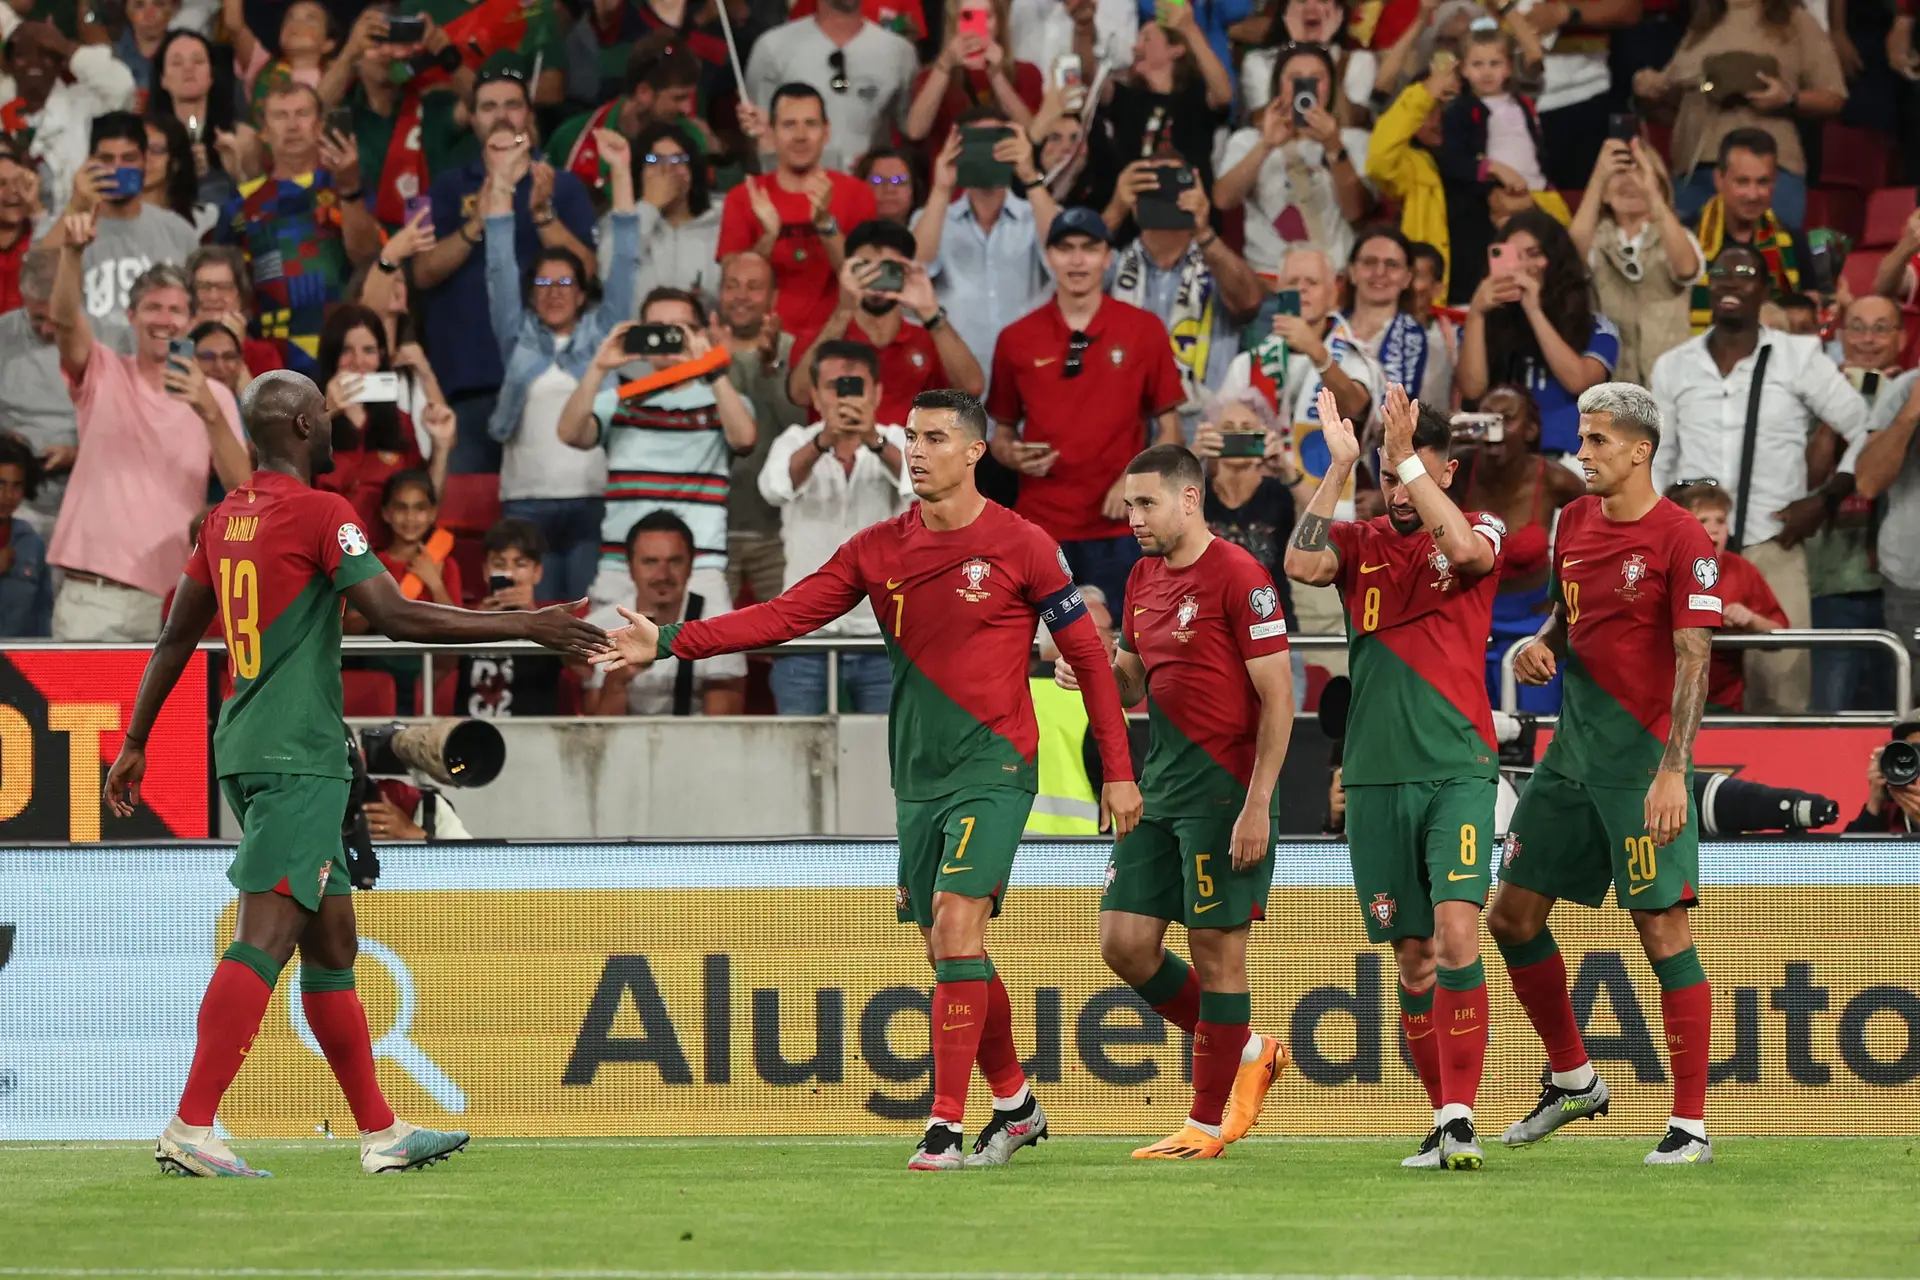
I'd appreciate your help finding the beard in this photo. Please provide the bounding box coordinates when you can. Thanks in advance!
[859,296,898,317]
[1388,509,1422,536]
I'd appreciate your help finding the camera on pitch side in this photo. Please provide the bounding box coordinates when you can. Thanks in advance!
[339,720,506,887]
[1881,739,1920,790]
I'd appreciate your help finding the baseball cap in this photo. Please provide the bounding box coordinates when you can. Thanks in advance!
[1047,207,1110,248]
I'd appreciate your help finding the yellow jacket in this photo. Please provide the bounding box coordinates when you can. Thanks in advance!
[1368,82,1450,293]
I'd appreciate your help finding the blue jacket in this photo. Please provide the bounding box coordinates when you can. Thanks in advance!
[0,517,53,637]
[484,209,641,443]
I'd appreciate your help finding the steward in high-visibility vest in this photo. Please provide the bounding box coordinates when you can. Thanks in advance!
[1025,674,1102,835]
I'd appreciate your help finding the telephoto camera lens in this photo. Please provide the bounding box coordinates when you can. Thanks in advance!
[1695,772,1840,836]
[1881,739,1920,789]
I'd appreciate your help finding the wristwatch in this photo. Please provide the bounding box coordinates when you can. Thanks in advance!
[922,306,948,332]
[815,215,841,237]
[1013,173,1044,194]
[460,220,483,245]
[866,435,890,455]
[811,430,831,453]
[375,257,400,274]
[531,205,557,228]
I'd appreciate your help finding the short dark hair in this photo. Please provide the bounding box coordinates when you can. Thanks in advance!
[526,245,597,311]
[484,516,547,561]
[954,104,1009,129]
[1125,443,1205,492]
[380,468,438,509]
[89,110,148,155]
[641,285,708,327]
[1668,481,1732,515]
[1352,224,1412,266]
[911,389,989,440]
[1413,403,1452,457]
[810,338,880,385]
[1409,240,1445,279]
[1718,128,1778,169]
[634,119,710,218]
[0,430,43,501]
[626,32,699,93]
[188,319,240,351]
[625,509,695,560]
[846,218,917,261]
[1778,291,1818,313]
[770,82,826,120]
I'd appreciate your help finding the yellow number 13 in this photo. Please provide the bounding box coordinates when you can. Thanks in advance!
[218,557,261,679]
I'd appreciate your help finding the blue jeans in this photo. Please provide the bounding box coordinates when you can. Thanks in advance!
[1674,165,1808,234]
[501,496,606,604]
[448,391,502,476]
[770,652,893,714]
[1062,535,1141,617]
[1810,591,1893,712]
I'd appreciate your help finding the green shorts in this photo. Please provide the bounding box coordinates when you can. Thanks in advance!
[1501,763,1700,911]
[1344,778,1495,943]
[1101,811,1277,930]
[220,773,351,912]
[895,786,1034,926]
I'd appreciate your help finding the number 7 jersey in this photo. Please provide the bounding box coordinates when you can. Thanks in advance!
[182,470,388,779]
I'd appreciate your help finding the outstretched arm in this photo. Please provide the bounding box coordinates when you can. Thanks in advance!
[1646,626,1711,847]
[345,572,605,654]
[104,577,221,817]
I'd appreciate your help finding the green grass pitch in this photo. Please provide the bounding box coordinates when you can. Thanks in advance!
[2,1135,1917,1279]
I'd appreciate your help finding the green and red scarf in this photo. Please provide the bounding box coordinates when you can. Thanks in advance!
[1691,197,1798,333]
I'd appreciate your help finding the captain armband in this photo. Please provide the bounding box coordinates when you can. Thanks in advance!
[1037,582,1087,630]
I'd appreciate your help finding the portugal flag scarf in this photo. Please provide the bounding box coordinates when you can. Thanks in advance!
[1691,197,1798,333]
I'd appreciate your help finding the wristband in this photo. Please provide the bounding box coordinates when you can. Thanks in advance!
[461,221,483,245]
[811,430,831,453]
[866,436,889,455]
[122,729,147,748]
[1395,454,1428,487]
[1313,349,1335,374]
[336,187,365,202]
[1195,231,1218,249]
[922,306,947,332]
[375,257,400,274]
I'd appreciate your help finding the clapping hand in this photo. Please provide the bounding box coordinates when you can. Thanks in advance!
[1316,385,1360,470]
[1380,382,1420,469]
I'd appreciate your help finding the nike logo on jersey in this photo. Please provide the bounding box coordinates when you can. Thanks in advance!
[1133,606,1148,615]
[1450,1025,1482,1036]
[941,863,968,874]
[1561,558,1583,568]
[941,1022,975,1031]
[1359,562,1389,574]
[1628,881,1656,895]
[1447,870,1477,881]
[1192,901,1222,913]
[885,578,905,589]
[1034,357,1057,367]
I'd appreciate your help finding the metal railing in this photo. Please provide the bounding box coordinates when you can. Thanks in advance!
[1496,628,1914,717]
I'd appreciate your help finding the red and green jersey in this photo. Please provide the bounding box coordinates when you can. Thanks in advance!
[1119,537,1290,815]
[660,500,1134,801]
[183,470,388,779]
[1329,512,1506,786]
[1543,496,1722,787]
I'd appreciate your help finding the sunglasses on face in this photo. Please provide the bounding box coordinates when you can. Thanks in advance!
[1064,330,1092,378]
[1707,261,1762,281]
[533,275,576,288]
[828,49,849,94]
[644,152,691,166]
[867,173,911,186]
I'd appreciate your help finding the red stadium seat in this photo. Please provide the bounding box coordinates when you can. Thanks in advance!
[1557,188,1583,215]
[1841,250,1883,299]
[1820,123,1894,192]
[1303,663,1332,714]
[1863,187,1917,248]
[448,534,487,606]
[438,473,501,535]
[1643,121,1673,165]
[1807,187,1863,243]
[343,670,397,717]
[1901,308,1920,369]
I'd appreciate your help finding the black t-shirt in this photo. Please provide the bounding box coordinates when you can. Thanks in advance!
[1092,78,1225,212]
[1206,477,1299,632]
[453,653,564,717]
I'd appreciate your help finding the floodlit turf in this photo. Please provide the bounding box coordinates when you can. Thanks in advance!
[1,1135,1916,1279]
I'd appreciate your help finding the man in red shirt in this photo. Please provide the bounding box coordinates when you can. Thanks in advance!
[787,219,984,425]
[717,84,877,351]
[986,207,1185,613]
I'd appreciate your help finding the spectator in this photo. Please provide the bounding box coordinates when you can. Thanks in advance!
[788,0,930,39]
[743,0,918,175]
[1091,4,1233,198]
[222,0,337,123]
[583,510,748,715]
[716,84,878,352]
[454,518,570,716]
[142,114,208,233]
[855,147,920,226]
[1367,56,1457,286]
[347,216,427,354]
[114,0,176,93]
[1869,204,1920,305]
[0,433,52,637]
[557,15,707,128]
[37,113,200,322]
[759,339,911,713]
[1681,131,1802,332]
[560,288,757,609]
[1344,224,1452,409]
[717,250,804,607]
[487,128,635,604]
[1037,90,1100,207]
[1650,242,1871,714]
[5,20,136,217]
[1008,0,1137,82]
[1845,721,1920,833]
[1217,40,1373,273]
[147,30,246,211]
[1408,239,1459,369]
[0,250,78,538]
[1458,209,1617,457]
[372,469,463,608]
[185,245,284,381]
[1670,480,1788,713]
[789,219,986,425]
[1102,158,1265,426]
[316,304,456,533]
[189,319,250,397]
[0,147,37,315]
[913,112,1061,387]
[325,10,457,214]
[1241,0,1374,116]
[596,120,717,300]
[1633,0,1845,231]
[46,216,248,640]
[1855,369,1920,695]
[906,0,1043,144]
[1509,0,1645,192]
[985,206,1184,610]
[1569,135,1700,385]
[414,67,600,474]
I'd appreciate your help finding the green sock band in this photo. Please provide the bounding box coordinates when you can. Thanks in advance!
[1397,982,1436,1015]
[1652,945,1708,991]
[222,940,282,989]
[984,955,997,980]
[1134,951,1192,1007]
[1198,990,1251,1024]
[1497,928,1560,971]
[1437,959,1487,992]
[299,964,356,994]
[933,957,991,983]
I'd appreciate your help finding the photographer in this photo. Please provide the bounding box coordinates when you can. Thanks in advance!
[759,340,913,715]
[1846,722,1920,834]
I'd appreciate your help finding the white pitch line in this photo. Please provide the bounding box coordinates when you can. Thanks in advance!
[0,1271,1883,1280]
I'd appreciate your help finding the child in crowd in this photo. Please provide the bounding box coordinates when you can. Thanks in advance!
[221,0,337,124]
[1670,482,1787,713]
[0,434,51,638]
[454,518,567,717]
[1438,21,1554,303]
[375,470,462,608]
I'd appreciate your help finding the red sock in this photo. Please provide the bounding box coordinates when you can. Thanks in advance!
[1507,953,1589,1073]
[1401,1010,1443,1110]
[931,972,989,1124]
[1152,966,1201,1035]
[975,973,1027,1098]
[303,989,398,1133]
[1435,981,1489,1109]
[1190,1020,1250,1127]
[177,959,275,1127]
[1661,982,1713,1122]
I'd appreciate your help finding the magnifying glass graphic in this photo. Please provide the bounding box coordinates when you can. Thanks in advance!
[289,938,468,1114]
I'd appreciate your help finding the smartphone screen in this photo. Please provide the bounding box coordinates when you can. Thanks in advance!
[385,13,427,42]
[326,106,354,139]
[1051,54,1082,88]
[405,195,432,225]
[1275,289,1301,317]
[957,7,990,39]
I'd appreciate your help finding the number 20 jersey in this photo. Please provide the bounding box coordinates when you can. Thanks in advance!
[183,469,388,779]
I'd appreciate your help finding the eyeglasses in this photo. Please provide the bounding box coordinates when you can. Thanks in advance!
[828,49,849,94]
[1676,476,1721,488]
[1353,255,1407,272]
[867,173,912,186]
[1706,260,1762,281]
[197,349,243,365]
[1064,329,1091,378]
[193,276,237,293]
[1846,321,1900,337]
[532,275,576,288]
[644,152,692,166]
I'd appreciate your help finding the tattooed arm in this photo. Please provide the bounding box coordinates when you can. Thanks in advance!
[1283,387,1357,588]
[1645,626,1711,848]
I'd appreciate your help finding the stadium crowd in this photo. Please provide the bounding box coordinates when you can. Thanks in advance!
[0,0,1918,723]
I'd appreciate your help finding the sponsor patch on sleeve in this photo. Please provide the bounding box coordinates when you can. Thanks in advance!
[1472,512,1506,553]
[1689,593,1723,613]
[1038,582,1087,629]
[1693,557,1719,590]
[1249,619,1288,640]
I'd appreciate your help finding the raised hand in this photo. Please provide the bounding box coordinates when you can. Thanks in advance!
[1316,385,1359,470]
[1381,382,1419,466]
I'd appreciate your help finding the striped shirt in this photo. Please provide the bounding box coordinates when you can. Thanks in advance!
[592,380,741,574]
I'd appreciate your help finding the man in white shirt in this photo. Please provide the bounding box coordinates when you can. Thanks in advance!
[743,0,919,176]
[1650,243,1870,714]
[1008,0,1136,81]
[582,510,748,716]
[759,339,913,714]
[1855,370,1920,681]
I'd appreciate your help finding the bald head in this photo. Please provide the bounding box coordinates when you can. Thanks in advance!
[241,369,327,469]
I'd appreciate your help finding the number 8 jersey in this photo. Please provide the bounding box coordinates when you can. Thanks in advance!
[183,470,388,779]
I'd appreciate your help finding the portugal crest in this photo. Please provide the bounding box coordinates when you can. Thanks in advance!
[1428,545,1454,591]
[1173,594,1199,643]
[1502,833,1521,868]
[1619,552,1648,599]
[957,558,992,602]
[1369,893,1396,926]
